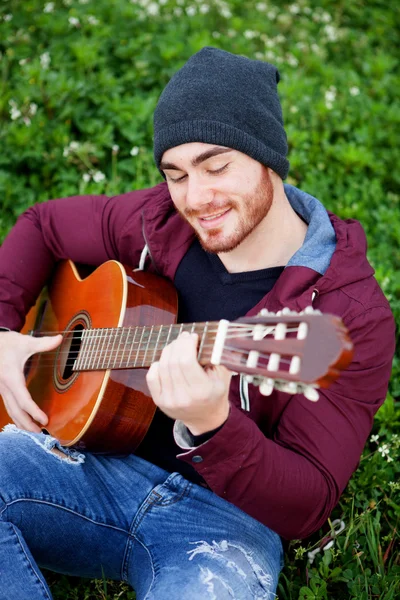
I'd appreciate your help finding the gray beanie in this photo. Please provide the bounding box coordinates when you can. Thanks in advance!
[153,47,289,179]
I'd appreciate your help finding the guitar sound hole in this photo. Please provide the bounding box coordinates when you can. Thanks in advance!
[62,324,84,380]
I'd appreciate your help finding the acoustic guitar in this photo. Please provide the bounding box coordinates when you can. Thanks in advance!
[0,260,353,453]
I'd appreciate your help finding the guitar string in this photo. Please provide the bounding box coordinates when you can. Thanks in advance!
[27,328,300,358]
[28,349,295,369]
[25,326,301,368]
[32,323,303,336]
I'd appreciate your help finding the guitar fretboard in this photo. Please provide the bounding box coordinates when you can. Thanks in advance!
[74,322,218,371]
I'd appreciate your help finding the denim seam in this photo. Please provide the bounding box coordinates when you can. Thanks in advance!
[121,492,160,582]
[2,498,130,536]
[11,523,52,600]
[135,535,156,600]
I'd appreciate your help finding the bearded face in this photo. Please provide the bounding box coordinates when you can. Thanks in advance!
[161,143,275,254]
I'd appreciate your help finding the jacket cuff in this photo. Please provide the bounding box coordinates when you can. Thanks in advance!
[174,404,258,481]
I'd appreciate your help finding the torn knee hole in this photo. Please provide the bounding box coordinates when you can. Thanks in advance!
[51,447,77,461]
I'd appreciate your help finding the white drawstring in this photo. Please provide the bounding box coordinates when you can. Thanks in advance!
[134,244,149,271]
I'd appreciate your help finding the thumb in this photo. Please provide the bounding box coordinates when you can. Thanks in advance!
[31,334,63,353]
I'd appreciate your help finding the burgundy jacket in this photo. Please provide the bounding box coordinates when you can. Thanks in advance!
[0,182,395,540]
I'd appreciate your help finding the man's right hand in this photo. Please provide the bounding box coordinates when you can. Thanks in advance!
[0,331,62,433]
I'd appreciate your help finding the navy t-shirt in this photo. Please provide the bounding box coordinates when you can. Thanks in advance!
[135,239,284,481]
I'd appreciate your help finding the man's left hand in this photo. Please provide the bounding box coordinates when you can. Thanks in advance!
[146,332,232,435]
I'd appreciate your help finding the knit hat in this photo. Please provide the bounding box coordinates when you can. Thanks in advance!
[153,47,289,179]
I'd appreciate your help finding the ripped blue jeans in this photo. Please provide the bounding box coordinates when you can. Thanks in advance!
[0,425,283,599]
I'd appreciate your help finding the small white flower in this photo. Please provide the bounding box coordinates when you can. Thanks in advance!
[303,6,311,14]
[290,106,299,113]
[325,87,337,104]
[199,5,210,14]
[82,173,91,183]
[3,14,13,22]
[325,25,338,42]
[386,456,393,463]
[220,7,232,18]
[92,171,106,183]
[87,15,99,25]
[321,12,332,23]
[212,31,221,39]
[173,7,183,16]
[267,10,277,20]
[256,2,267,11]
[287,55,299,67]
[79,0,90,4]
[44,2,55,13]
[112,144,120,153]
[40,52,51,70]
[159,0,168,5]
[378,444,390,457]
[350,86,360,96]
[69,141,80,151]
[147,2,160,16]
[23,117,31,126]
[265,39,275,48]
[186,6,197,16]
[130,146,139,157]
[244,30,258,40]
[29,103,38,116]
[276,34,285,43]
[370,434,379,443]
[69,16,80,27]
[19,58,28,65]
[289,4,300,14]
[10,107,21,120]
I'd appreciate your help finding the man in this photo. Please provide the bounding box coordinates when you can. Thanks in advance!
[0,47,395,599]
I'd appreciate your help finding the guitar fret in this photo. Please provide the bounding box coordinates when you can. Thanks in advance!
[108,328,119,370]
[198,321,208,361]
[95,329,107,370]
[100,329,111,370]
[152,325,163,364]
[112,329,122,369]
[91,329,103,370]
[142,325,154,366]
[127,327,138,368]
[134,327,146,367]
[120,326,131,368]
[75,330,87,371]
[86,330,97,370]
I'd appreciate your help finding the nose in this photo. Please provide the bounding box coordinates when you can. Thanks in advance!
[185,174,214,211]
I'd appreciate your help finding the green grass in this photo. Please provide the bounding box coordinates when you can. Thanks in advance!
[1,0,399,597]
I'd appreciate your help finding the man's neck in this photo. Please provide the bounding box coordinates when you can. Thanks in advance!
[218,187,308,274]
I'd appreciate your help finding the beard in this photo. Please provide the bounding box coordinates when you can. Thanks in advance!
[179,167,274,254]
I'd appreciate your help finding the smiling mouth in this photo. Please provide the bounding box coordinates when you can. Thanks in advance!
[199,208,231,221]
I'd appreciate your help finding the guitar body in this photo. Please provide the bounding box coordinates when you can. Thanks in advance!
[0,260,178,453]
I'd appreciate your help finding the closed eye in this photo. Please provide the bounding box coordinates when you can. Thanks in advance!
[208,163,230,175]
[165,173,187,183]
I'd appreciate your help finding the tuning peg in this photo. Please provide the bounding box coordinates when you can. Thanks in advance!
[303,386,319,402]
[259,378,275,396]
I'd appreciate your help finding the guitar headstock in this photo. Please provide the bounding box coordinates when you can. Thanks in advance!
[214,307,354,401]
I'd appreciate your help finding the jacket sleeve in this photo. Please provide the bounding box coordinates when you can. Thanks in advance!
[175,304,395,540]
[0,192,147,331]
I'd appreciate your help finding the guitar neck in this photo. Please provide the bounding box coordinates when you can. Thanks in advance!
[74,322,219,371]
